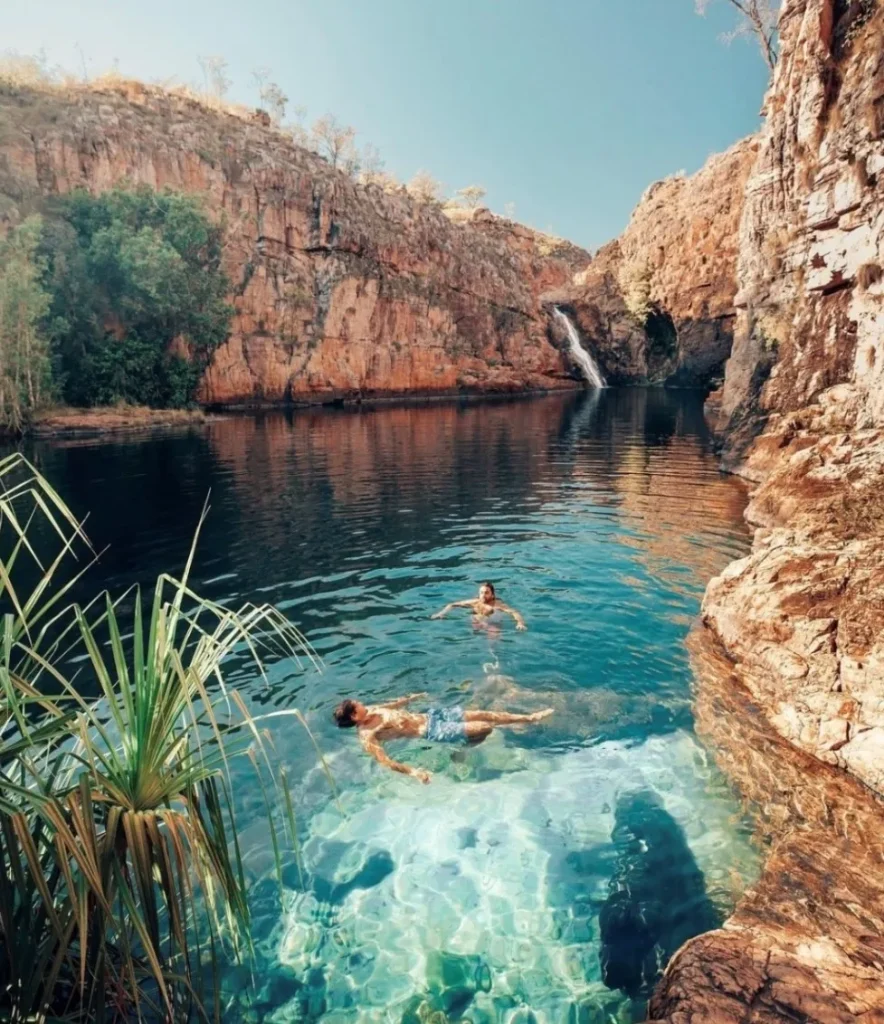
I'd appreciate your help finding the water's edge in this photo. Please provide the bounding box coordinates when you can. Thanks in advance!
[10,390,763,1021]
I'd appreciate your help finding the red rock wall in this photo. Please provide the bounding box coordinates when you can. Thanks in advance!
[654,3,884,1018]
[719,0,884,454]
[698,0,884,806]
[0,81,589,404]
[566,139,757,386]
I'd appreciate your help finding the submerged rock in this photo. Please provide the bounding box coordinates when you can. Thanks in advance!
[425,950,492,1016]
[598,791,720,999]
[269,732,757,1021]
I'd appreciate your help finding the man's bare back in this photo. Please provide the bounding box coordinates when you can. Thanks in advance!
[333,694,552,783]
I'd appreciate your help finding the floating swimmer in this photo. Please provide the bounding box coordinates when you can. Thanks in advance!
[333,693,552,784]
[431,581,527,631]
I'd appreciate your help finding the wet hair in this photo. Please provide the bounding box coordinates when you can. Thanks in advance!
[480,581,496,598]
[333,699,360,728]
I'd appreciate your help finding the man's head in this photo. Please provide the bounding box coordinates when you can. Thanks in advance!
[333,699,365,728]
[478,581,496,603]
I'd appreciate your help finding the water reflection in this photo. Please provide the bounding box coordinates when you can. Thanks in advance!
[11,389,757,1022]
[22,391,745,609]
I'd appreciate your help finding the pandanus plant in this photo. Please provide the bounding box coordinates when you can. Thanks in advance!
[0,452,323,1023]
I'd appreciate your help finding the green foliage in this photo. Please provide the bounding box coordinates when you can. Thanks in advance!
[759,328,779,354]
[618,258,654,326]
[41,186,233,408]
[0,216,53,433]
[0,453,324,1022]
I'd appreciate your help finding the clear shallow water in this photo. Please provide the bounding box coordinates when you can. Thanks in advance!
[18,389,759,1022]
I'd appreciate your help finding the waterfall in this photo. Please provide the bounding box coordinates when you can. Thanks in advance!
[553,307,606,389]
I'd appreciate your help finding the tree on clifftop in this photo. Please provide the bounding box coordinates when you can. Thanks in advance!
[455,185,487,210]
[407,171,444,204]
[198,54,231,98]
[311,114,359,173]
[695,0,779,71]
[252,67,288,123]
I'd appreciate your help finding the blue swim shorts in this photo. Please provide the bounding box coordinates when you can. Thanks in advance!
[425,706,466,743]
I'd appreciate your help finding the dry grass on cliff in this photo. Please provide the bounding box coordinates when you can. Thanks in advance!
[535,232,574,258]
[0,51,262,128]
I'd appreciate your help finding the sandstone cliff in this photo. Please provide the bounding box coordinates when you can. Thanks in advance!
[719,0,884,451]
[702,0,884,825]
[652,1,884,1019]
[563,139,757,387]
[0,81,589,404]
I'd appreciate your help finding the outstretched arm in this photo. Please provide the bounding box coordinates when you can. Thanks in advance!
[380,692,426,709]
[361,733,431,783]
[497,602,527,631]
[431,599,475,620]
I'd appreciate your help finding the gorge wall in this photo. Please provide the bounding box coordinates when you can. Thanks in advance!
[0,81,589,405]
[718,0,884,454]
[561,138,757,388]
[0,78,762,407]
[4,7,884,1014]
[651,0,884,1019]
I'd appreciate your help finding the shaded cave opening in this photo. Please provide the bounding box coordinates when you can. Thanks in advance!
[645,307,678,378]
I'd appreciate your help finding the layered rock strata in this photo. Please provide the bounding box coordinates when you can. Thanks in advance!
[718,0,884,457]
[0,81,588,404]
[653,1,884,1018]
[651,630,884,1022]
[565,139,757,387]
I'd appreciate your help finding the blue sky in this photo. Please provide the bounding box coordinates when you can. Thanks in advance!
[5,0,770,250]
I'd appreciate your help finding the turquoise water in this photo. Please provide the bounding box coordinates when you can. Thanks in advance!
[19,389,759,1022]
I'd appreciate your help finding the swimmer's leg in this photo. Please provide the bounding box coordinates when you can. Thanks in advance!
[465,709,553,726]
[465,721,493,745]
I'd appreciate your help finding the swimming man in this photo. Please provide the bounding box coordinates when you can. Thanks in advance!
[333,693,552,783]
[431,581,527,630]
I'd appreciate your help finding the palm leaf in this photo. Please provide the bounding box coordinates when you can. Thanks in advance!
[0,459,328,1022]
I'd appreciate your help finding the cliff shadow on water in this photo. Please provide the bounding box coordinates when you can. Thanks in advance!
[598,791,722,1002]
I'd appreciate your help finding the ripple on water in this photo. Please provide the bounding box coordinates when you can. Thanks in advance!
[11,389,756,1022]
[249,730,759,1023]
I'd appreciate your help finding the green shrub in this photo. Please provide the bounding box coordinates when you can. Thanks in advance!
[0,454,322,1022]
[41,186,233,408]
[618,257,654,326]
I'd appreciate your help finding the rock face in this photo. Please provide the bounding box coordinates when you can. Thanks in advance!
[653,1,884,1019]
[0,81,589,404]
[702,0,884,816]
[706,407,884,795]
[718,0,884,457]
[650,630,884,1023]
[565,139,757,387]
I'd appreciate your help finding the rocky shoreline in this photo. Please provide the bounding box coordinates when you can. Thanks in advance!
[650,396,884,1020]
[649,0,884,1015]
[652,627,884,1021]
[8,384,587,440]
[25,406,212,438]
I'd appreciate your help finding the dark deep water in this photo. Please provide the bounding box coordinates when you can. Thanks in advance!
[12,389,760,1021]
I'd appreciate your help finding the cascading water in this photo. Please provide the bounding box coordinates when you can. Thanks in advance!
[553,306,606,388]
